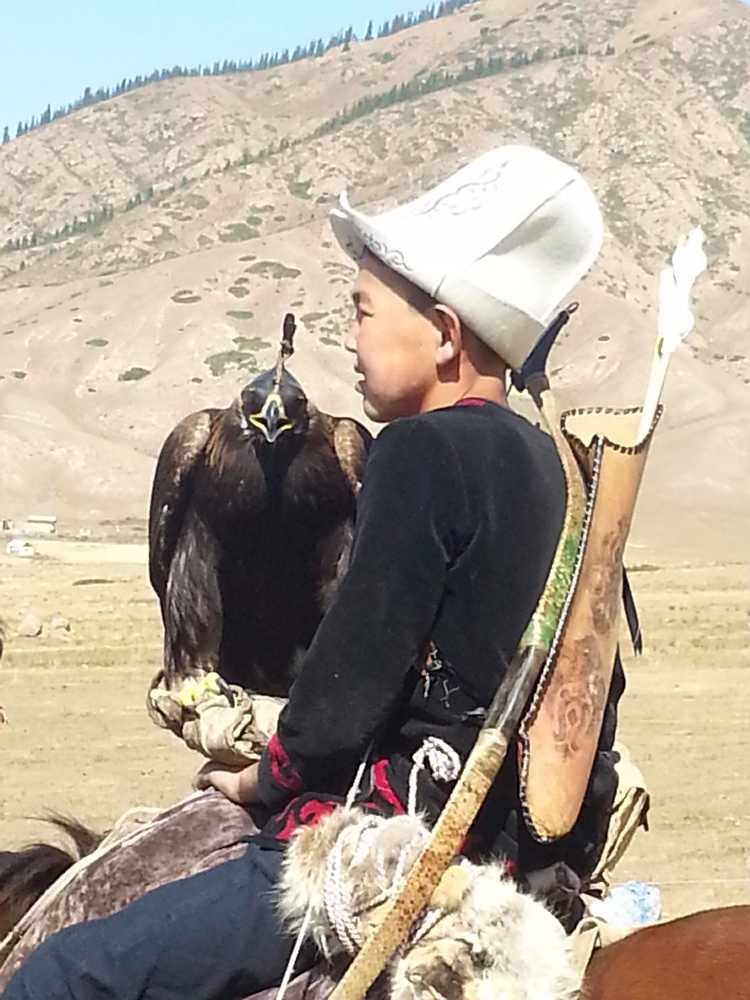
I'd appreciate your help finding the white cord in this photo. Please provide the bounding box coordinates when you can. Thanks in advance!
[275,745,372,1000]
[407,737,461,816]
[276,735,461,996]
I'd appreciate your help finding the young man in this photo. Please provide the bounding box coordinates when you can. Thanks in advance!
[3,145,624,1000]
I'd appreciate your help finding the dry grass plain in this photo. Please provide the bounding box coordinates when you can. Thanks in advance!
[0,539,748,920]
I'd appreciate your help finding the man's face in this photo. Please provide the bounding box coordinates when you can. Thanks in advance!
[346,255,440,423]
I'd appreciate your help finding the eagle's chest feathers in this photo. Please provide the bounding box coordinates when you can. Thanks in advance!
[200,429,353,548]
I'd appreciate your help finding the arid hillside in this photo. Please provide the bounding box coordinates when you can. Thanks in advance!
[1,0,749,557]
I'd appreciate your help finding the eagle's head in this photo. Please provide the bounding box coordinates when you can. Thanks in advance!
[239,366,309,444]
[237,313,308,445]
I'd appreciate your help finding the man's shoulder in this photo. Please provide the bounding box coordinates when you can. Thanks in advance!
[373,403,548,454]
[396,402,544,443]
[370,411,447,454]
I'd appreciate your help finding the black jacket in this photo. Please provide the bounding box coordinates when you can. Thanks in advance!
[256,400,623,882]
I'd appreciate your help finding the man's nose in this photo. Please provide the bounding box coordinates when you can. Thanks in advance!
[344,325,357,353]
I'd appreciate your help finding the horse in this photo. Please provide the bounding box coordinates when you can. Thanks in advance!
[0,817,101,941]
[0,795,747,999]
[582,904,750,999]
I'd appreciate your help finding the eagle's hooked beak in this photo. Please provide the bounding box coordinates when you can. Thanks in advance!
[248,391,294,443]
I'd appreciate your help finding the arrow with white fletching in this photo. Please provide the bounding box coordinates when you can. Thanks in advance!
[638,226,707,439]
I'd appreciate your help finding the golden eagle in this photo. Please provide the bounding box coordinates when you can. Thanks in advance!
[148,314,371,696]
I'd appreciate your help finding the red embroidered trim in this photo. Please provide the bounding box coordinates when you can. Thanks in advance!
[270,799,339,841]
[273,805,299,841]
[370,759,406,815]
[299,799,337,826]
[268,733,304,794]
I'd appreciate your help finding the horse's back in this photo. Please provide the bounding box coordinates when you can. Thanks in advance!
[584,905,750,1000]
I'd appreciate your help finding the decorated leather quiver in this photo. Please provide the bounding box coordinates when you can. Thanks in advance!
[518,404,662,843]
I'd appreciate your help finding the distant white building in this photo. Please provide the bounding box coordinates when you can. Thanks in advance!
[22,514,57,536]
[6,538,35,558]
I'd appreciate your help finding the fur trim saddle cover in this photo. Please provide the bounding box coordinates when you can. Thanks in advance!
[279,808,579,1000]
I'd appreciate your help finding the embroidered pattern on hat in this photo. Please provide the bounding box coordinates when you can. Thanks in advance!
[414,162,511,219]
[358,229,413,272]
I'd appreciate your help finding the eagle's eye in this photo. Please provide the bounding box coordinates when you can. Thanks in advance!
[240,387,265,418]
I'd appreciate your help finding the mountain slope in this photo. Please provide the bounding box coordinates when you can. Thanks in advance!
[1,0,748,558]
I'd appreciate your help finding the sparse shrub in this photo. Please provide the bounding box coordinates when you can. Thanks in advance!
[118,366,151,382]
[86,338,109,347]
[247,260,301,280]
[219,222,260,243]
[203,335,271,377]
[234,336,270,352]
[288,177,313,199]
[204,350,256,378]
[171,289,202,304]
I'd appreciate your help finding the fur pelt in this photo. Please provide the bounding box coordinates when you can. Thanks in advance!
[279,807,579,1000]
[391,863,579,1000]
[279,808,428,959]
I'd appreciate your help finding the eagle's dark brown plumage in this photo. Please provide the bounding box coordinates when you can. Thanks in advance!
[148,314,372,696]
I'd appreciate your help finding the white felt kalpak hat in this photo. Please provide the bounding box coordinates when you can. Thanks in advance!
[329,144,603,371]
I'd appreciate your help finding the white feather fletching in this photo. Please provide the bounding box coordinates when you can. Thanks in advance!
[637,225,708,440]
[657,226,707,352]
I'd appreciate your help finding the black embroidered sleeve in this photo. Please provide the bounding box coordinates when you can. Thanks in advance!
[256,417,466,812]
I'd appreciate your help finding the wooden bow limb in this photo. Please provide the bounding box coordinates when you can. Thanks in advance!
[327,375,588,1000]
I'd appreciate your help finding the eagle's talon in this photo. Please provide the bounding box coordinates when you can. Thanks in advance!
[216,676,236,708]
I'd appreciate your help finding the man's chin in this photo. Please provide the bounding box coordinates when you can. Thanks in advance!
[361,395,420,424]
[361,397,389,423]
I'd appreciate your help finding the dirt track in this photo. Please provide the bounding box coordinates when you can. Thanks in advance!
[1,540,748,919]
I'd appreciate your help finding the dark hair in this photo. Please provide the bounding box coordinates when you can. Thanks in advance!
[402,278,438,316]
[361,248,437,315]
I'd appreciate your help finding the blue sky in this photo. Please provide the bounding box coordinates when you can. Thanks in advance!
[0,1,417,136]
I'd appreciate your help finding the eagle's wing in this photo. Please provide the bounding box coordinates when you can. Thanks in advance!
[328,416,373,493]
[147,409,220,602]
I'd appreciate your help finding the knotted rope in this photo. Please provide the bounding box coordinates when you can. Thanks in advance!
[276,736,462,995]
[322,737,462,958]
[407,737,461,818]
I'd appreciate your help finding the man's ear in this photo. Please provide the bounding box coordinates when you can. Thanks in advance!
[430,304,463,367]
